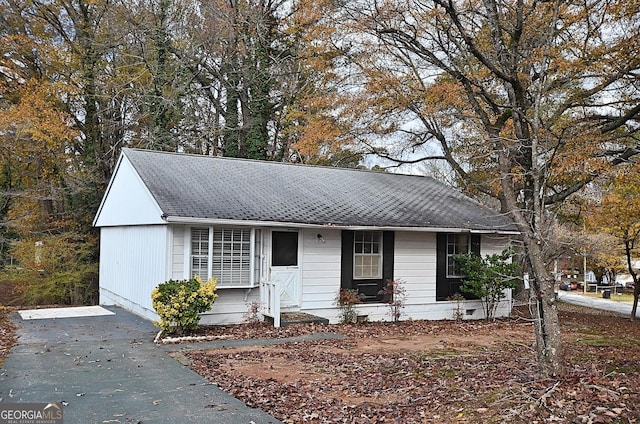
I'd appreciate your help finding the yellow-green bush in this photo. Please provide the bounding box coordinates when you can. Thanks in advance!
[151,276,218,335]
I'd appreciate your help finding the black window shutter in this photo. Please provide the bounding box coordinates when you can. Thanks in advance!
[471,234,481,256]
[382,231,395,282]
[341,230,354,290]
[436,233,448,300]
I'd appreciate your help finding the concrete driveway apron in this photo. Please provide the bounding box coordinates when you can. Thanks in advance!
[0,306,282,424]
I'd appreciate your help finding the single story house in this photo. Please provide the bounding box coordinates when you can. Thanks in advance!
[93,148,519,326]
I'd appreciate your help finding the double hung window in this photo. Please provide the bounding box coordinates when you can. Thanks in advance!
[341,230,394,303]
[446,233,470,277]
[354,231,382,279]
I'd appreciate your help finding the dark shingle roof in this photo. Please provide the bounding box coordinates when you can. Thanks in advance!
[122,148,517,232]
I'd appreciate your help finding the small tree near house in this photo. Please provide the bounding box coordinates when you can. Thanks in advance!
[455,249,521,320]
[378,279,407,322]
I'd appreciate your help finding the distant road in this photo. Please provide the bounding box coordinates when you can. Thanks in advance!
[557,291,640,318]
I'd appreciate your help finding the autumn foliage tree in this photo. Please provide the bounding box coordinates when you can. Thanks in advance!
[306,0,640,376]
[0,78,98,304]
[588,165,640,319]
[278,0,364,165]
[0,0,334,303]
[0,1,101,304]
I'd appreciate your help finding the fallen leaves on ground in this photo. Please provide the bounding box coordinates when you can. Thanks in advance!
[0,306,16,367]
[186,304,640,423]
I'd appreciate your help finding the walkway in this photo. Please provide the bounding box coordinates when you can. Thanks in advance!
[0,306,283,424]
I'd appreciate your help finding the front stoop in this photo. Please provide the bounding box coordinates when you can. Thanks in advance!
[265,312,329,327]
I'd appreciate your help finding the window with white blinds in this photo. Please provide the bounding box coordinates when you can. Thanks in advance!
[190,228,210,282]
[190,227,261,288]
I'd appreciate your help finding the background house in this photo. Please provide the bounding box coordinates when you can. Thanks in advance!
[93,149,519,325]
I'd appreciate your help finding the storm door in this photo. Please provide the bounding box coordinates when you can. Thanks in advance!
[271,231,301,308]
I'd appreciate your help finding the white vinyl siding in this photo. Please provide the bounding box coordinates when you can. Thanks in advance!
[394,232,437,304]
[98,225,170,320]
[93,155,164,227]
[299,229,341,310]
[171,226,185,278]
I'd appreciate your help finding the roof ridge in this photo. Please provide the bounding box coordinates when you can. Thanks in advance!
[122,147,446,182]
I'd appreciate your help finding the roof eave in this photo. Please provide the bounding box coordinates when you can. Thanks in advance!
[162,216,520,235]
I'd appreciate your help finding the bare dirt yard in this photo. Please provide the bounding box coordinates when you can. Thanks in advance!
[1,302,638,422]
[186,304,640,423]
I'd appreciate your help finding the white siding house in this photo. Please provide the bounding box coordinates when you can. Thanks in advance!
[94,149,519,326]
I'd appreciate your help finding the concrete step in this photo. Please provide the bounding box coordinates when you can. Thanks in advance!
[266,312,329,327]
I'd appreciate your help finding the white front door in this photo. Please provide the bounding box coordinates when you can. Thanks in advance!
[271,230,301,309]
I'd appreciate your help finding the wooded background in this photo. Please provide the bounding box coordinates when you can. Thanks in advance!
[1,0,639,375]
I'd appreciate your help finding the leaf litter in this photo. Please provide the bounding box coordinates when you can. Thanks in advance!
[184,303,640,423]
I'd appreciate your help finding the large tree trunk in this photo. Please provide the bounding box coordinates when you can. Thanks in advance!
[499,151,565,377]
[526,239,564,377]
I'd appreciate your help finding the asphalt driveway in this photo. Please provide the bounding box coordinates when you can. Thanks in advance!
[0,306,282,424]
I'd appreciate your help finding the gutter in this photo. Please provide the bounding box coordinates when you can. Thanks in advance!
[162,215,520,236]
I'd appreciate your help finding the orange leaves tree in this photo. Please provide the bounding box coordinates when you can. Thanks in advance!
[0,78,98,304]
[588,166,640,319]
[277,0,364,165]
[312,0,640,377]
[0,0,344,305]
[0,80,74,230]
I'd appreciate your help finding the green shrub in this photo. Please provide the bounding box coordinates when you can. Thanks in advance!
[151,276,218,335]
[454,248,521,320]
[23,265,99,306]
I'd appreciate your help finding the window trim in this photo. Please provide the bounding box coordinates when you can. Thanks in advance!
[188,226,261,289]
